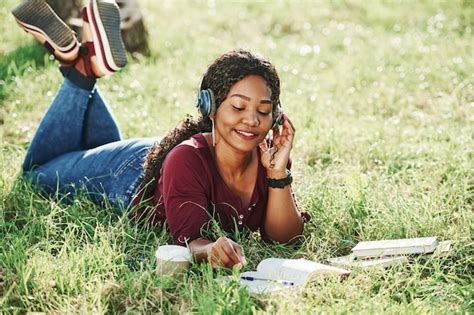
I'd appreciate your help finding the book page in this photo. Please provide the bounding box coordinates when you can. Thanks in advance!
[255,258,312,285]
[256,258,350,285]
[239,271,293,294]
[236,258,350,294]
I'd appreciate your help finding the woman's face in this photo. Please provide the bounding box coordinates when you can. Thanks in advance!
[213,75,273,153]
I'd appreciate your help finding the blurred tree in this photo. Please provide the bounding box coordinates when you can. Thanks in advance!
[45,0,82,22]
[45,0,150,57]
[116,0,150,56]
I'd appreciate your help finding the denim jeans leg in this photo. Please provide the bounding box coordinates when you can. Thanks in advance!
[29,137,159,210]
[82,88,122,149]
[23,78,93,171]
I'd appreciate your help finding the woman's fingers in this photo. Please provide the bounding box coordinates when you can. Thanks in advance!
[233,243,247,265]
[272,124,281,137]
[221,241,243,267]
[276,114,295,147]
[210,246,231,267]
[208,254,219,267]
[225,238,246,265]
[284,114,296,132]
[210,237,246,269]
[258,139,268,153]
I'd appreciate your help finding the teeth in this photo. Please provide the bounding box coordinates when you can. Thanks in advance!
[236,130,255,137]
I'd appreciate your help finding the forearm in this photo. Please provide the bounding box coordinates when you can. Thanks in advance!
[264,170,304,243]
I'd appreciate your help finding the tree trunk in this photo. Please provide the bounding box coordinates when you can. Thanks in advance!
[45,0,82,23]
[117,0,150,56]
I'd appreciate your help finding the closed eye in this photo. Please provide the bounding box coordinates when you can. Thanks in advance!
[231,105,271,116]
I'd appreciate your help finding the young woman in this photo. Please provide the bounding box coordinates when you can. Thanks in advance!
[14,0,309,269]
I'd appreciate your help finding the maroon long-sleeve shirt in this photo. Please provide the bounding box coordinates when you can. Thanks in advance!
[131,133,309,245]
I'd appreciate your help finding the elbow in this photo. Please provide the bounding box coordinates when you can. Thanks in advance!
[264,214,305,243]
[266,225,304,244]
[268,233,302,244]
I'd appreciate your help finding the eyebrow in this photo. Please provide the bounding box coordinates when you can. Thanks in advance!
[230,94,272,104]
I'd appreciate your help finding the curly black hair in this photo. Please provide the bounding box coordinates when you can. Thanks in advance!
[138,49,281,202]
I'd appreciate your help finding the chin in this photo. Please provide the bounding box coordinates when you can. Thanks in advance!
[230,132,264,152]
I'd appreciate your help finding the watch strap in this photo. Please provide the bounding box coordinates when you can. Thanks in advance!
[267,171,292,188]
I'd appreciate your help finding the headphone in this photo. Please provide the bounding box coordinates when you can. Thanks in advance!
[196,86,283,128]
[196,88,216,118]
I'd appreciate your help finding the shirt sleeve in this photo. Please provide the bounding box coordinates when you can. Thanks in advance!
[161,145,213,245]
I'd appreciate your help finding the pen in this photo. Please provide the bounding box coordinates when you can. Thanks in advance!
[240,276,294,286]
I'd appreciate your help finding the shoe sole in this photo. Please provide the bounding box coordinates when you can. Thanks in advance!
[86,0,127,75]
[12,0,79,60]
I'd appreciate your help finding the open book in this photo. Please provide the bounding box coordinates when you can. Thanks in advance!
[238,258,350,294]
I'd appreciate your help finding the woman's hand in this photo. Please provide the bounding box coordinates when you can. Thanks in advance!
[207,236,247,269]
[259,114,295,176]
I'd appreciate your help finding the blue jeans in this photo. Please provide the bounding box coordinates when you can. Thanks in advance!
[23,78,158,209]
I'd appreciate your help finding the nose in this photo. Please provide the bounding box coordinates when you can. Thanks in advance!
[242,111,259,127]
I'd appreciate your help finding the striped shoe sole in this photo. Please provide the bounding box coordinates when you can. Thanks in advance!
[12,0,78,56]
[87,0,127,75]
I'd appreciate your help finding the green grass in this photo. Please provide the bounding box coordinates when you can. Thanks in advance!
[1,0,473,313]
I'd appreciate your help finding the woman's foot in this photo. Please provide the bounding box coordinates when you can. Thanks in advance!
[12,0,80,64]
[79,0,128,77]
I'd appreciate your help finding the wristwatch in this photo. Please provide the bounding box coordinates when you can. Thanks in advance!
[267,170,292,189]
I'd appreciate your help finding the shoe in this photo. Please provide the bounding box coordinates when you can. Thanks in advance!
[83,0,127,75]
[12,0,80,63]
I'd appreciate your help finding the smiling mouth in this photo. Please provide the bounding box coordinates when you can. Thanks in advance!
[235,129,258,139]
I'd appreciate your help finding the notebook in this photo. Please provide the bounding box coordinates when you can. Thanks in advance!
[351,237,438,258]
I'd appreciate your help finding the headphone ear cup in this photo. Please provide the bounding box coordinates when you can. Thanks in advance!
[196,89,216,117]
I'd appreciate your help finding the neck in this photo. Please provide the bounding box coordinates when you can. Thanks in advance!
[208,134,254,178]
